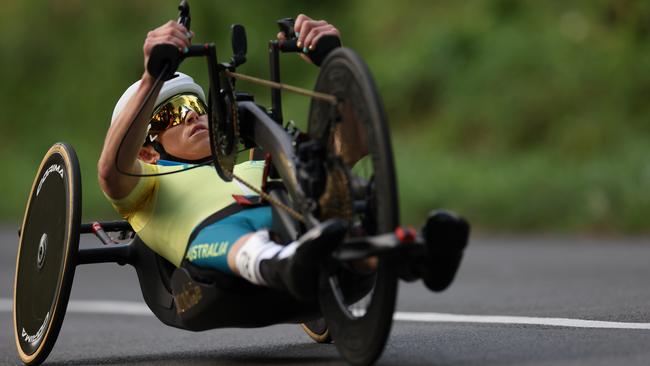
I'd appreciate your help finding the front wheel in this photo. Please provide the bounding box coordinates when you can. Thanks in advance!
[309,47,399,366]
[300,318,332,343]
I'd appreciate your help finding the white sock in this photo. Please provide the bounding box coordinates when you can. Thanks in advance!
[234,231,298,286]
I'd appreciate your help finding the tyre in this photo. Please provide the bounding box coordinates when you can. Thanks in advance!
[308,47,399,366]
[14,143,81,365]
[300,318,332,343]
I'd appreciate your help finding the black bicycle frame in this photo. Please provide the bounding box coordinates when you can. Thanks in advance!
[237,101,320,227]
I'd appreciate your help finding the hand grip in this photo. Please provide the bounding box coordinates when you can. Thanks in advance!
[146,44,208,80]
[306,35,341,66]
[146,44,182,80]
[279,34,341,66]
[276,17,341,66]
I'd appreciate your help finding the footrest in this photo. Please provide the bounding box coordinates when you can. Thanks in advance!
[420,210,470,292]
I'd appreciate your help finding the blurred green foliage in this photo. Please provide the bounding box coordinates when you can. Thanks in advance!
[2,0,649,233]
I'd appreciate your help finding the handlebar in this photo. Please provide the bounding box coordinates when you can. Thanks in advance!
[146,3,341,82]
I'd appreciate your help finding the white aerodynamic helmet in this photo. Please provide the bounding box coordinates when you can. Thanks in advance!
[111,72,206,125]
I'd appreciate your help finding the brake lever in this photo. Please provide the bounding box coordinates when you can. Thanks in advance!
[277,18,296,39]
[178,0,191,31]
[147,0,193,80]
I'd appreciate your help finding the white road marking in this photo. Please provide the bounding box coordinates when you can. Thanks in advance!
[3,298,650,330]
[393,312,650,330]
[0,299,152,316]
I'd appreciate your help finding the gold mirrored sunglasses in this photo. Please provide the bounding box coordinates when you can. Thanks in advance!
[148,94,207,136]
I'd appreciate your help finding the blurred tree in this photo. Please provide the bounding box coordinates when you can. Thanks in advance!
[2,0,649,233]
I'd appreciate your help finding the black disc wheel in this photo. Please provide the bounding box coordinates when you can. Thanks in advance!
[309,48,399,366]
[14,143,81,365]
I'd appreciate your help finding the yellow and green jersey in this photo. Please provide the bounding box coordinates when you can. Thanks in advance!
[104,159,265,266]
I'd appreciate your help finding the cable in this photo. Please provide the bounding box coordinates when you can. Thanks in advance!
[232,173,305,223]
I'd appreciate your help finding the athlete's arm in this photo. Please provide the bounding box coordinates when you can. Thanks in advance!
[98,21,192,199]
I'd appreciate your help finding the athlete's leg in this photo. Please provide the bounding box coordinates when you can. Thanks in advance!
[185,210,262,274]
[231,218,348,300]
[186,206,274,274]
[186,206,347,300]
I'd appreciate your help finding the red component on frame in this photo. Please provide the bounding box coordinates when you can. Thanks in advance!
[92,222,115,245]
[232,194,255,206]
[395,226,416,244]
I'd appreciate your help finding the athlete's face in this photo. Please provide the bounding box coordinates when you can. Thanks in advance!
[157,110,211,160]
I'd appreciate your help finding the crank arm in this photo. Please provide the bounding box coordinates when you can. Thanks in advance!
[333,229,424,262]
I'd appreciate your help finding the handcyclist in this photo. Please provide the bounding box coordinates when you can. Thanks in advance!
[98,15,344,301]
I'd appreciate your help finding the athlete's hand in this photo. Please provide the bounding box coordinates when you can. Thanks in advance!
[276,14,341,64]
[142,21,194,79]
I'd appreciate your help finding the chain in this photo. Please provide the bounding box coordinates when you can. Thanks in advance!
[232,173,306,223]
[225,71,338,105]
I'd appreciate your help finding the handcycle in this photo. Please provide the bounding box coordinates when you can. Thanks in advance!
[13,1,470,365]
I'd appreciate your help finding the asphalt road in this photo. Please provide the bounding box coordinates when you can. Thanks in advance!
[2,223,650,366]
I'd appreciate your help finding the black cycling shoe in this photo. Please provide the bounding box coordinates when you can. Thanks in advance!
[260,219,347,301]
[419,211,470,292]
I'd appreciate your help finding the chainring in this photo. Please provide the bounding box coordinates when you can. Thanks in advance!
[209,75,240,182]
[318,158,354,222]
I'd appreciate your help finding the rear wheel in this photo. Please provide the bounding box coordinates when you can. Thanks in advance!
[308,47,399,366]
[14,143,81,365]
